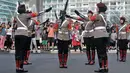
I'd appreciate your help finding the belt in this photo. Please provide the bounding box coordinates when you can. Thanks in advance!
[84,29,94,32]
[120,32,126,34]
[94,26,106,30]
[59,31,69,34]
[17,27,27,30]
[89,29,94,32]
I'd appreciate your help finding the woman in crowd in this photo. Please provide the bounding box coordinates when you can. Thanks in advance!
[0,23,6,51]
[5,23,13,51]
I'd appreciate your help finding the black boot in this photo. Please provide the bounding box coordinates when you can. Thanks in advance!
[94,68,104,72]
[122,50,126,62]
[104,55,108,72]
[95,57,105,72]
[63,54,68,68]
[24,62,32,65]
[89,60,95,65]
[119,49,123,62]
[58,54,64,68]
[85,62,91,65]
[16,69,28,73]
[18,60,28,73]
[89,50,95,65]
[104,69,109,73]
[85,51,91,65]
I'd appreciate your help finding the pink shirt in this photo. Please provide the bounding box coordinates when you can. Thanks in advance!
[47,27,54,37]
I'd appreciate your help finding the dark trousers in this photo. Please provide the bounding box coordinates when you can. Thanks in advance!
[26,37,32,50]
[118,39,128,60]
[57,39,69,54]
[15,35,28,68]
[57,39,69,66]
[5,35,12,49]
[118,39,128,50]
[84,37,95,62]
[84,37,95,51]
[24,37,32,61]
[95,37,108,68]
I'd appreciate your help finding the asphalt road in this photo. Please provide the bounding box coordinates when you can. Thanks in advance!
[0,53,130,73]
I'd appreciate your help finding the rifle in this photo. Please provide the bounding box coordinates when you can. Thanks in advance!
[38,7,52,16]
[59,0,69,26]
[65,14,84,22]
[74,10,88,21]
[40,18,50,25]
[54,10,58,20]
[18,1,52,16]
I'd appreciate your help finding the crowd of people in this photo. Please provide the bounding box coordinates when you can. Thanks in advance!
[0,22,13,51]
[0,18,128,53]
[0,20,84,52]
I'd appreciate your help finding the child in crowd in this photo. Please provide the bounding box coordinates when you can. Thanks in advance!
[110,29,117,50]
[41,29,48,51]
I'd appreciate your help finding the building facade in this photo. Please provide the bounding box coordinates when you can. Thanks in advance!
[43,0,130,24]
[0,0,20,23]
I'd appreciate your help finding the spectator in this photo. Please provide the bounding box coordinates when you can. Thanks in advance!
[47,23,55,51]
[72,24,82,52]
[0,23,6,51]
[30,24,38,52]
[41,29,48,51]
[110,29,117,49]
[36,25,42,49]
[5,24,13,51]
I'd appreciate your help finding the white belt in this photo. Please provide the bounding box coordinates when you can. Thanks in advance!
[59,31,69,34]
[84,29,94,32]
[94,26,106,30]
[120,32,126,34]
[17,27,27,30]
[89,29,94,32]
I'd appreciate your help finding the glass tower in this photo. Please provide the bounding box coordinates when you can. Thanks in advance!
[0,0,21,23]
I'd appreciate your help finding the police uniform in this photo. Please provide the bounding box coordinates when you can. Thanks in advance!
[15,3,38,73]
[90,2,109,72]
[54,19,72,68]
[23,11,33,65]
[82,11,96,65]
[118,17,128,62]
[83,22,96,65]
[24,17,40,65]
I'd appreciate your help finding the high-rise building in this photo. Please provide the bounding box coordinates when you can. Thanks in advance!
[0,0,24,23]
[0,0,20,23]
[43,0,130,24]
